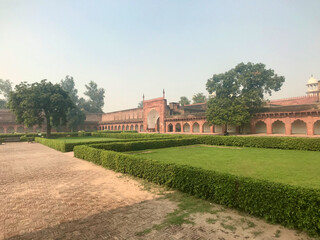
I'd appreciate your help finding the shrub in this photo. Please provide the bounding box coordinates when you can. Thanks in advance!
[197,135,320,151]
[20,135,35,142]
[35,137,178,152]
[98,130,138,133]
[92,132,187,139]
[89,138,199,152]
[74,143,320,235]
[78,131,91,137]
[0,133,39,138]
[35,137,66,151]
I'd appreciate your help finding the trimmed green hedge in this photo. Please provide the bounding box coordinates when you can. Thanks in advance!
[35,137,127,152]
[98,130,138,133]
[0,133,40,138]
[197,135,320,151]
[92,132,186,139]
[20,136,35,142]
[35,137,181,152]
[74,141,320,235]
[89,138,199,152]
[0,132,82,139]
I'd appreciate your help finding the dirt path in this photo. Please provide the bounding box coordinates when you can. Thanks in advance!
[0,142,316,239]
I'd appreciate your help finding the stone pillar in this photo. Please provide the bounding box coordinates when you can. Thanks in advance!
[200,123,203,133]
[307,117,314,136]
[285,117,292,135]
[250,121,256,134]
[211,125,214,133]
[266,119,272,134]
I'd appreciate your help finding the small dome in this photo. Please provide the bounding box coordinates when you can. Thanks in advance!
[308,76,318,84]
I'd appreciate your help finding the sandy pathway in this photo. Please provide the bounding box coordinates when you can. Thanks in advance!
[0,143,174,239]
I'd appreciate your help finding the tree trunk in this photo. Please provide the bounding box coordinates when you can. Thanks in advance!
[46,116,51,138]
[224,124,228,134]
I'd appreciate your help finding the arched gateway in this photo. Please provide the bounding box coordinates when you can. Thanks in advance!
[147,109,160,132]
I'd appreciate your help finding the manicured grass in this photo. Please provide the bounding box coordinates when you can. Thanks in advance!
[132,145,320,189]
[56,136,123,143]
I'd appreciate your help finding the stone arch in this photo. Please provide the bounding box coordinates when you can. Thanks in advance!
[140,125,144,132]
[255,121,267,133]
[241,124,251,134]
[147,109,160,130]
[214,125,223,133]
[314,120,320,135]
[27,127,34,132]
[17,126,25,133]
[122,125,125,131]
[227,125,237,133]
[115,126,118,131]
[291,119,307,135]
[0,127,4,133]
[175,123,181,132]
[7,126,15,133]
[111,126,114,130]
[192,122,200,133]
[183,123,190,132]
[202,122,211,133]
[135,125,138,131]
[130,125,134,131]
[272,120,285,134]
[168,123,173,132]
[126,125,129,131]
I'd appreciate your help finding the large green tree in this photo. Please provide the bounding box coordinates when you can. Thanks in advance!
[137,101,143,108]
[60,76,85,131]
[206,62,285,133]
[79,81,105,113]
[0,79,13,109]
[60,76,79,103]
[8,80,74,137]
[192,93,207,104]
[179,96,190,106]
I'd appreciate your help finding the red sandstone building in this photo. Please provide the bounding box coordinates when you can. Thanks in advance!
[1,76,320,136]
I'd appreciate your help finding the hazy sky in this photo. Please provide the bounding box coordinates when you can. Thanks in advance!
[1,0,319,112]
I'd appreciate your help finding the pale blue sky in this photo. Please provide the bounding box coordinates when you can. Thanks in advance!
[0,0,319,112]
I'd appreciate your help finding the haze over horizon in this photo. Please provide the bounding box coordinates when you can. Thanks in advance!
[1,0,319,112]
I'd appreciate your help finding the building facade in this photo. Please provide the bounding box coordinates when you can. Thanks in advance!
[1,76,320,136]
[99,76,320,136]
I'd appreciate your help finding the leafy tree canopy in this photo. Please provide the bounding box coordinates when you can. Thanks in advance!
[66,106,86,132]
[8,80,74,137]
[137,101,143,108]
[179,96,190,106]
[192,93,206,104]
[60,75,78,104]
[206,62,285,132]
[60,75,86,131]
[0,79,13,109]
[79,81,105,113]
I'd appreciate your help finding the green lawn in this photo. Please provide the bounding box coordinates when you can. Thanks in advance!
[56,136,123,143]
[131,145,320,189]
